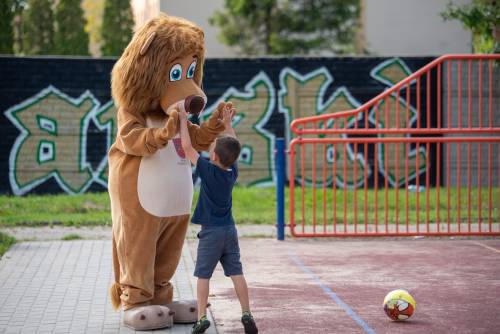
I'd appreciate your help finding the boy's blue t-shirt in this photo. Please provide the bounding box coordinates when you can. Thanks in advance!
[191,157,238,226]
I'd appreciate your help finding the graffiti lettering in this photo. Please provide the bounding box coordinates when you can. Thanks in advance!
[202,72,276,186]
[3,58,429,194]
[94,100,117,184]
[369,58,427,187]
[5,86,96,194]
[279,67,369,188]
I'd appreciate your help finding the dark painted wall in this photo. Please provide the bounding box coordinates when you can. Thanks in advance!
[0,56,435,195]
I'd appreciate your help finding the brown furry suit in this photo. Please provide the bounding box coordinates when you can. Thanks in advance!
[107,14,225,327]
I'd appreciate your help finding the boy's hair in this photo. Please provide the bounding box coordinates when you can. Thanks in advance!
[214,135,241,168]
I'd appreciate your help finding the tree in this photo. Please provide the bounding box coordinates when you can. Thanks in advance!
[0,0,14,54]
[101,0,134,56]
[82,0,105,57]
[54,0,90,55]
[441,0,500,53]
[11,0,28,54]
[22,0,54,55]
[209,0,360,56]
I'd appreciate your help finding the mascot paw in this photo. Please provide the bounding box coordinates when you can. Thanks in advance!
[123,305,174,331]
[166,299,211,324]
[164,109,179,139]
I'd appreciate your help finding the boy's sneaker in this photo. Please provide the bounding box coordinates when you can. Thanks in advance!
[191,315,210,334]
[241,312,258,334]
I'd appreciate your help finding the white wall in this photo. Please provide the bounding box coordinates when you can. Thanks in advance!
[159,0,236,57]
[364,0,472,56]
[143,0,473,57]
[132,0,160,31]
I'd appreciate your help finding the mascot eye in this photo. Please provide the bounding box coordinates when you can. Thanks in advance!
[169,64,183,82]
[186,61,197,79]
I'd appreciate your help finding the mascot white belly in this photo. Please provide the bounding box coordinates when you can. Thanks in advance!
[137,118,193,217]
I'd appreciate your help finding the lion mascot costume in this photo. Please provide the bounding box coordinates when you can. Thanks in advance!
[108,14,228,330]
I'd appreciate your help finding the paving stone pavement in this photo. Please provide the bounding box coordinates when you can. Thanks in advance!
[0,240,217,334]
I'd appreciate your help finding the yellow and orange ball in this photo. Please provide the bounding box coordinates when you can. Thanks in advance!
[383,289,416,321]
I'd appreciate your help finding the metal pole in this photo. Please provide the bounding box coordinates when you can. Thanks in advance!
[276,138,285,240]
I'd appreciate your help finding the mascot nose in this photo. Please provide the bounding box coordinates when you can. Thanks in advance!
[184,95,205,115]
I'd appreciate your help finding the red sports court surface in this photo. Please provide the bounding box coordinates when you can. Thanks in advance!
[197,237,500,333]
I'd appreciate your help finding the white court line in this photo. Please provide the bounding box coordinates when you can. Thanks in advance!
[471,241,500,254]
[288,251,376,334]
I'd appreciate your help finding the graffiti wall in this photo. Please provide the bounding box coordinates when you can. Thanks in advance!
[0,56,434,195]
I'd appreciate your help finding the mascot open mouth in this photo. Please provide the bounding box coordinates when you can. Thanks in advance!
[165,94,207,159]
[184,95,205,115]
[166,94,207,117]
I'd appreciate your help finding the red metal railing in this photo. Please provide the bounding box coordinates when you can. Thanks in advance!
[289,54,500,237]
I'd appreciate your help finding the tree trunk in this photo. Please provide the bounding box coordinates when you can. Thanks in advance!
[493,25,500,43]
[264,3,272,54]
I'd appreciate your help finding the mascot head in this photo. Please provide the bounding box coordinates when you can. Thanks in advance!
[111,14,206,117]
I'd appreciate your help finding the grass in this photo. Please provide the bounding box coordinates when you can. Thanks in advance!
[0,187,498,227]
[0,232,16,257]
[293,186,500,225]
[0,188,277,227]
[61,234,83,241]
[0,192,111,227]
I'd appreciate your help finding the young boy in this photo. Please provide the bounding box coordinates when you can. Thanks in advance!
[178,104,258,334]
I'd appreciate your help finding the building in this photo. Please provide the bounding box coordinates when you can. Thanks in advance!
[132,0,473,57]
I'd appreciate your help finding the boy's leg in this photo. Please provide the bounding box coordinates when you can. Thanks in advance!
[192,226,224,331]
[232,275,258,334]
[230,275,250,313]
[221,227,258,333]
[196,278,210,319]
[192,226,224,334]
[192,288,210,334]
[220,226,246,311]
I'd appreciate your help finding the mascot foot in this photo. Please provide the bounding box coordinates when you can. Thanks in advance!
[166,299,211,324]
[123,305,174,331]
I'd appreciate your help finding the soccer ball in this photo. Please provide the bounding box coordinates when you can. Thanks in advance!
[383,289,416,321]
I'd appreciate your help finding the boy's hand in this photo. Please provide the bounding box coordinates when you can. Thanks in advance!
[219,102,237,138]
[221,104,235,129]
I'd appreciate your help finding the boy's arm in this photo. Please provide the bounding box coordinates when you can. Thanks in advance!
[223,123,236,138]
[221,104,237,138]
[178,109,199,165]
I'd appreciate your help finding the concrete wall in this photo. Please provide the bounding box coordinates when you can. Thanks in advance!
[443,60,500,187]
[132,0,160,31]
[159,0,235,57]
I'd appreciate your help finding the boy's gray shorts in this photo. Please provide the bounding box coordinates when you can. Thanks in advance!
[194,224,243,279]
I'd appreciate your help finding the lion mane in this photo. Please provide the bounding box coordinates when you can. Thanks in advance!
[111,14,205,115]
